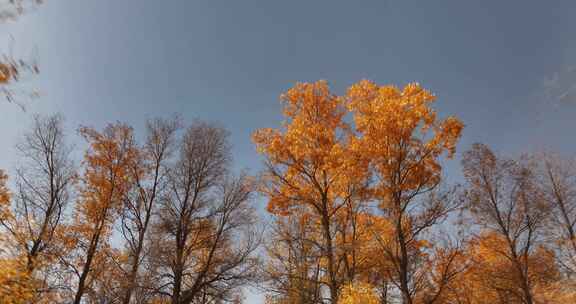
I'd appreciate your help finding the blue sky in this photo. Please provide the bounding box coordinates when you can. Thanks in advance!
[1,1,576,302]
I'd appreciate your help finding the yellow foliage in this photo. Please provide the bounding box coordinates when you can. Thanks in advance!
[255,80,463,303]
[0,257,34,304]
[338,282,379,304]
[253,80,368,216]
[346,80,463,206]
[76,123,137,230]
[446,232,562,304]
[0,63,16,84]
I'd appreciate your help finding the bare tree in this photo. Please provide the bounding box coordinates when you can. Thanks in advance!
[537,153,576,275]
[148,121,259,304]
[120,117,180,304]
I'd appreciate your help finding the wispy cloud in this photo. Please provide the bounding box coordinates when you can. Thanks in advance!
[544,65,576,106]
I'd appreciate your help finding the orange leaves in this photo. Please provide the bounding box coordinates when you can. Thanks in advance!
[69,123,141,303]
[280,80,346,130]
[347,80,436,136]
[255,79,464,303]
[438,116,464,156]
[253,80,365,217]
[254,81,348,171]
[0,170,9,203]
[0,257,35,304]
[77,123,138,223]
[338,282,379,304]
[470,232,559,284]
[0,170,10,221]
[346,80,463,204]
[0,63,15,83]
[449,232,562,304]
[77,123,138,221]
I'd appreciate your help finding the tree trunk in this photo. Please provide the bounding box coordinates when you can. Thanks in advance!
[73,219,105,304]
[396,214,413,304]
[321,211,338,304]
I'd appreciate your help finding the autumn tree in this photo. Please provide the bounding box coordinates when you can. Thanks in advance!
[0,170,35,302]
[148,121,259,304]
[119,117,180,304]
[69,122,138,304]
[255,80,464,303]
[0,114,75,302]
[536,154,576,275]
[253,81,369,303]
[346,80,464,304]
[443,232,560,304]
[460,144,557,304]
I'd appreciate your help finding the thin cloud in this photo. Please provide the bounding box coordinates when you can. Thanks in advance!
[544,65,576,106]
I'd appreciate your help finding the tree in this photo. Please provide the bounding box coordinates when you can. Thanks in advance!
[461,144,555,304]
[537,154,576,275]
[0,171,35,303]
[346,80,464,304]
[70,122,138,304]
[253,80,369,303]
[149,121,259,304]
[444,232,560,304]
[120,117,180,304]
[255,80,464,303]
[0,114,75,302]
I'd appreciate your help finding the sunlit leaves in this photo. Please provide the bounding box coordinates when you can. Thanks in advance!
[347,80,463,206]
[255,80,464,303]
[253,80,366,216]
[0,257,34,304]
[338,282,379,304]
[71,123,138,303]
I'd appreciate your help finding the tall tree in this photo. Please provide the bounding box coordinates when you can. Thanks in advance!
[0,170,35,302]
[461,144,553,304]
[537,154,576,275]
[0,114,75,301]
[253,81,368,303]
[120,117,180,304]
[70,123,138,304]
[346,80,464,304]
[150,121,259,304]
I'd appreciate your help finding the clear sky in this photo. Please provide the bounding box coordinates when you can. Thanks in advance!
[1,1,575,302]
